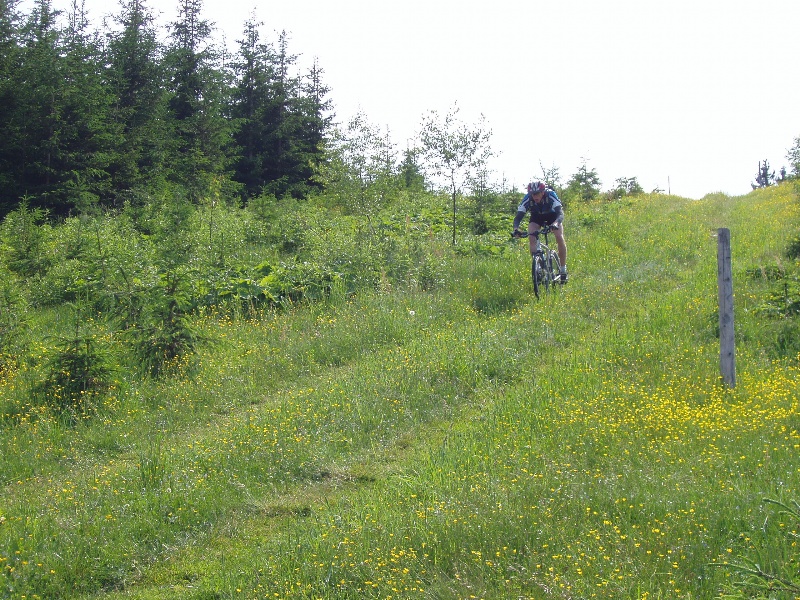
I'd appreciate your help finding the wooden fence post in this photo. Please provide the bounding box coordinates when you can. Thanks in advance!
[717,228,736,387]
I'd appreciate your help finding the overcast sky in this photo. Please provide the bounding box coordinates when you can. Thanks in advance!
[22,0,800,198]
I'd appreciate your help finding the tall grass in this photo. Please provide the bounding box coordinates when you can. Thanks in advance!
[1,185,798,599]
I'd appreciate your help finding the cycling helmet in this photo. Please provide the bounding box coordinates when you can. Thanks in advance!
[528,181,546,194]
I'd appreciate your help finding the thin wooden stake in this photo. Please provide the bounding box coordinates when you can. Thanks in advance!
[717,228,736,387]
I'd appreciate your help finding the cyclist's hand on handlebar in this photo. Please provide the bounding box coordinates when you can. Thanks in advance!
[512,229,524,238]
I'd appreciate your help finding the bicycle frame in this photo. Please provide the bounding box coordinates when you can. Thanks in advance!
[526,225,561,299]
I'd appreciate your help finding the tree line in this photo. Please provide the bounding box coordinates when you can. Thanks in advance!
[5,0,797,225]
[0,0,332,217]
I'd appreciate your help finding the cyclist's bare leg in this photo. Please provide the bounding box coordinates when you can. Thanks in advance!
[528,222,541,255]
[553,224,567,269]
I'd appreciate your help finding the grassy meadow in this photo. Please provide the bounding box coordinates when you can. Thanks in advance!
[1,184,799,599]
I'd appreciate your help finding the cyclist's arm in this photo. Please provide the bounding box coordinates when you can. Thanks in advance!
[512,210,526,232]
[512,195,531,231]
[550,201,564,227]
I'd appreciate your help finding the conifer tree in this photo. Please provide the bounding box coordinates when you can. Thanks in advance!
[230,15,275,198]
[399,147,425,191]
[0,0,24,215]
[230,25,331,199]
[752,159,775,189]
[57,0,118,212]
[15,0,63,210]
[258,30,303,198]
[563,159,601,203]
[104,0,168,200]
[609,176,644,199]
[0,0,336,214]
[163,0,232,201]
[7,0,116,214]
[294,57,333,196]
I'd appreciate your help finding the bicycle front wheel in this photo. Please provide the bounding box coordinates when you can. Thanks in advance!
[532,255,544,299]
[548,251,562,289]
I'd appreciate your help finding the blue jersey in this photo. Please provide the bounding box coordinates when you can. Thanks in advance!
[513,189,563,230]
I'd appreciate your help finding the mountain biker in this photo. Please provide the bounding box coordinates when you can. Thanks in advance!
[512,181,568,283]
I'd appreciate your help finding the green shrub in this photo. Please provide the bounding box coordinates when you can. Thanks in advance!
[774,318,800,358]
[35,313,115,418]
[246,195,312,255]
[0,201,51,276]
[0,265,28,369]
[786,235,800,260]
[258,261,342,304]
[125,270,202,378]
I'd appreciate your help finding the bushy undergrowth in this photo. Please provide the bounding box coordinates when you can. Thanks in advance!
[34,316,116,419]
[0,190,492,414]
[0,183,799,599]
[0,265,28,371]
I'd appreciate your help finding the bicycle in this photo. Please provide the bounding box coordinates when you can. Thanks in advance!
[513,224,562,299]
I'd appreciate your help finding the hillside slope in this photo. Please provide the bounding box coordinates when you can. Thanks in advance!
[2,186,799,600]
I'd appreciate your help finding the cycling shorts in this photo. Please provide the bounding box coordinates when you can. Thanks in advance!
[529,213,562,227]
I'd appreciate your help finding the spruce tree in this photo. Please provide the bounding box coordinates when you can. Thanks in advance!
[564,159,602,203]
[163,0,232,201]
[104,0,169,200]
[609,176,644,199]
[399,147,425,191]
[293,57,333,196]
[230,15,275,198]
[752,159,775,189]
[230,25,331,200]
[57,0,118,212]
[0,0,24,215]
[15,0,63,211]
[10,0,116,215]
[259,30,301,198]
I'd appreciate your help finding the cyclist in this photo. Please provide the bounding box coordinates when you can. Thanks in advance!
[512,181,568,283]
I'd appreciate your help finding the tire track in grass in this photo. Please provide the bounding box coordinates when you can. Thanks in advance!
[0,281,543,598]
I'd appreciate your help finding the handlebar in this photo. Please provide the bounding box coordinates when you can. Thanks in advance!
[511,224,559,238]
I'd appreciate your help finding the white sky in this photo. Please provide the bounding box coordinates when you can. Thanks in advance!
[22,0,800,198]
